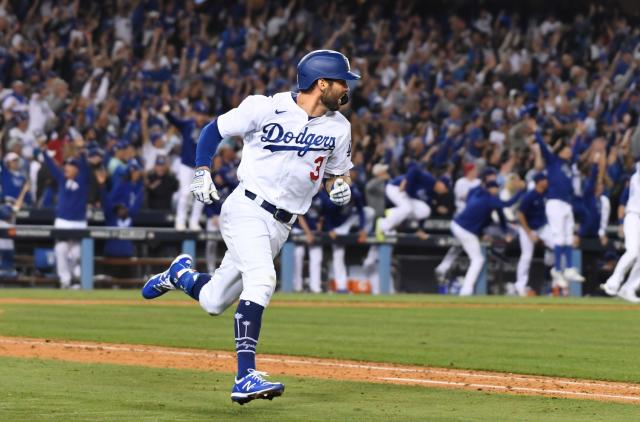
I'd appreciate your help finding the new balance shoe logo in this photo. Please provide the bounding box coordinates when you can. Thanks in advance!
[242,381,257,391]
[275,109,287,114]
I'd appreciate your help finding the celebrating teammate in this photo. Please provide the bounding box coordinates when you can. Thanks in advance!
[451,179,525,296]
[514,172,554,296]
[530,119,585,287]
[142,50,360,404]
[375,162,448,240]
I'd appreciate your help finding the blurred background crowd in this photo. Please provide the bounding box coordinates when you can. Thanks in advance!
[1,0,640,291]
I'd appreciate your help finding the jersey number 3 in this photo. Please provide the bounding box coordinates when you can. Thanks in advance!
[310,156,324,181]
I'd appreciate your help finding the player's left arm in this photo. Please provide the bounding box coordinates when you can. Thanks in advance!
[323,127,354,205]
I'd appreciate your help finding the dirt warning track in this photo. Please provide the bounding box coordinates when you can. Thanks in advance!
[0,336,638,404]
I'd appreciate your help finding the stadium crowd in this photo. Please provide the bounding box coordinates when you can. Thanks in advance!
[1,0,640,296]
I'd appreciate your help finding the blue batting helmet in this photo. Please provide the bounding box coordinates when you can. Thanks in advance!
[297,50,360,91]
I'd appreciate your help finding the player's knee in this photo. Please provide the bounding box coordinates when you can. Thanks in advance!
[240,275,277,308]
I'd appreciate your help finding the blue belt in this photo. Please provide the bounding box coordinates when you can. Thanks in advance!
[244,190,296,225]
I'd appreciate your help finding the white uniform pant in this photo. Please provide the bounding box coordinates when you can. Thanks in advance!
[379,184,431,233]
[451,221,484,296]
[515,225,554,292]
[53,218,87,288]
[545,199,573,246]
[291,227,323,293]
[362,246,381,294]
[176,163,204,228]
[197,187,291,313]
[331,207,375,290]
[606,213,640,290]
[293,244,323,293]
[435,245,462,276]
[205,216,220,274]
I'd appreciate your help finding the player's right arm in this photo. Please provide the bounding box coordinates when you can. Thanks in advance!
[191,96,265,203]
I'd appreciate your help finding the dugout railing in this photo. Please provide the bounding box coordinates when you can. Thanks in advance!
[0,224,599,296]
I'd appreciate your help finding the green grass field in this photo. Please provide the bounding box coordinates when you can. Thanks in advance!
[1,289,639,420]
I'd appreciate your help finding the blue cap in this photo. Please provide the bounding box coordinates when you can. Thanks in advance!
[192,101,207,114]
[127,159,142,171]
[155,155,168,166]
[114,141,130,151]
[88,148,104,158]
[480,166,497,180]
[533,172,547,183]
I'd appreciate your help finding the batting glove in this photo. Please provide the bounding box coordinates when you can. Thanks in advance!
[329,178,351,206]
[190,169,220,204]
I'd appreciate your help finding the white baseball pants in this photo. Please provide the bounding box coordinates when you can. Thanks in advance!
[435,245,462,276]
[545,199,573,246]
[53,218,87,288]
[197,186,291,313]
[205,216,220,274]
[176,163,205,228]
[515,224,554,292]
[451,221,484,296]
[605,213,640,290]
[379,184,431,233]
[293,243,323,293]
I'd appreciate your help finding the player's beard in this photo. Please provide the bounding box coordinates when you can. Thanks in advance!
[320,89,341,112]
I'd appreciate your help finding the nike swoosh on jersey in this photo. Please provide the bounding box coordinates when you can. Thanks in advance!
[275,109,287,114]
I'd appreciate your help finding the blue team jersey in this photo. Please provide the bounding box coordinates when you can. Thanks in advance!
[102,178,144,257]
[518,189,547,230]
[43,154,90,222]
[166,113,199,167]
[454,188,524,235]
[405,165,436,199]
[1,170,30,204]
[535,132,573,202]
[620,186,630,207]
[579,166,602,237]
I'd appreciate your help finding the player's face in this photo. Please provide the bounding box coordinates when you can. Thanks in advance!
[320,79,348,111]
[64,164,79,179]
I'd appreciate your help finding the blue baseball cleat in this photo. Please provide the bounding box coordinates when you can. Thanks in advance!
[141,254,193,299]
[231,369,285,405]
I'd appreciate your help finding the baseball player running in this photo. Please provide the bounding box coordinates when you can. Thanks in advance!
[531,120,585,286]
[601,160,640,302]
[142,50,359,404]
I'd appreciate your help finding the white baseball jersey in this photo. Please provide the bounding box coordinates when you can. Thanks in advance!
[217,92,353,214]
[626,169,640,215]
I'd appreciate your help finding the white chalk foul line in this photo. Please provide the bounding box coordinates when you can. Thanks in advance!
[2,337,640,398]
[378,377,640,402]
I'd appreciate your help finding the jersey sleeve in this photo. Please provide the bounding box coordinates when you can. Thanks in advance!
[518,191,533,213]
[324,123,353,176]
[217,95,268,139]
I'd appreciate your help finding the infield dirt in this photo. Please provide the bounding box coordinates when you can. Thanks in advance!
[0,336,638,405]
